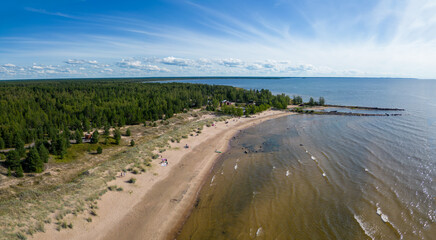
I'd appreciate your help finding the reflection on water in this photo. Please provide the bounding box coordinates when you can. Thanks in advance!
[178,114,435,239]
[175,78,435,240]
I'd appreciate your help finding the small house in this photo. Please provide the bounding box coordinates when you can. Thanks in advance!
[82,133,92,143]
[221,100,232,106]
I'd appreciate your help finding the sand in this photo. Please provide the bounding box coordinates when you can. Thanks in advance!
[33,110,294,240]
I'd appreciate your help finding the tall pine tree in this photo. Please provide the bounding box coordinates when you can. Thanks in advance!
[23,148,44,173]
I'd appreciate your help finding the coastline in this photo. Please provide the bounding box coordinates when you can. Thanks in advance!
[32,109,294,240]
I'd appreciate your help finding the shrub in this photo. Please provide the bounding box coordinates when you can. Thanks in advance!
[116,187,123,191]
[125,128,131,136]
[130,140,135,147]
[16,232,27,240]
[128,178,136,184]
[86,217,92,222]
[182,135,188,139]
[68,223,73,229]
[90,210,97,216]
[132,169,139,174]
[97,146,102,154]
[108,185,117,191]
[36,222,45,232]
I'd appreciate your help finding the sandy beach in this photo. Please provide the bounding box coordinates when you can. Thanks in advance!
[33,109,294,240]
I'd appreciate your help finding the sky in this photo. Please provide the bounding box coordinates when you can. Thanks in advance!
[1,0,436,79]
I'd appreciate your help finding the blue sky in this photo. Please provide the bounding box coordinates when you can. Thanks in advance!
[1,0,436,79]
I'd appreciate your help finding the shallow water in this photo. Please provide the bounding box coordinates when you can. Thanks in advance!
[175,78,436,239]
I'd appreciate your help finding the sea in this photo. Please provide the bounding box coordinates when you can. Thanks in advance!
[163,78,436,239]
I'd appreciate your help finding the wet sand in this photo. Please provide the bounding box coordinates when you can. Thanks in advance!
[33,109,294,240]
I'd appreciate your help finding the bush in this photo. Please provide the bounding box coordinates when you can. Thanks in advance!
[16,232,27,240]
[116,187,123,191]
[125,128,131,136]
[16,165,24,178]
[86,217,92,222]
[97,146,103,154]
[130,140,135,147]
[128,178,136,184]
[108,185,117,191]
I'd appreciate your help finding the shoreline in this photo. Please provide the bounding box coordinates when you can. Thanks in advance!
[32,109,294,240]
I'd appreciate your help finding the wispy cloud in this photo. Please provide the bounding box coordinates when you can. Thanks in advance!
[1,0,435,79]
[25,7,76,19]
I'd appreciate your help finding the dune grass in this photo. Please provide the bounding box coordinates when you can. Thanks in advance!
[0,110,229,239]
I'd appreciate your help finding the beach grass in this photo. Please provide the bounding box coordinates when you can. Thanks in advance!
[0,110,229,239]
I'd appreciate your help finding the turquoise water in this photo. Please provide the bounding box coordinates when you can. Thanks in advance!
[172,78,436,239]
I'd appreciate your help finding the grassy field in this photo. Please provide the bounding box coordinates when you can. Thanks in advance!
[0,110,229,240]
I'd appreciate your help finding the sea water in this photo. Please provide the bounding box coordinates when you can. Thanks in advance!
[171,78,435,239]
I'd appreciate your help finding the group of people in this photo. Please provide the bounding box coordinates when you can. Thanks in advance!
[161,158,168,166]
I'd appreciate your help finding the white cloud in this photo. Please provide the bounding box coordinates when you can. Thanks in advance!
[161,56,191,66]
[116,59,168,72]
[65,59,84,64]
[32,65,44,70]
[117,59,143,68]
[218,58,244,67]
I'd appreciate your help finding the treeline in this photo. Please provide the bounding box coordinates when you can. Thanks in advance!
[292,96,325,106]
[0,80,290,154]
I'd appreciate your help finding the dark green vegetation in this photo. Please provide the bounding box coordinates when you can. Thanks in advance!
[0,80,291,175]
[292,95,325,106]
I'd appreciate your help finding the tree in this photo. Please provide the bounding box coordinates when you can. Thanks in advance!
[91,131,100,144]
[23,148,43,173]
[53,136,67,157]
[5,150,21,170]
[292,95,303,105]
[83,119,91,132]
[74,130,83,144]
[104,125,110,137]
[125,128,131,136]
[319,97,325,106]
[308,97,315,106]
[15,165,24,178]
[15,138,26,158]
[97,146,102,154]
[113,128,121,145]
[130,140,135,147]
[38,144,49,163]
[0,137,4,149]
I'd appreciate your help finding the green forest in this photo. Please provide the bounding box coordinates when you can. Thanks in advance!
[0,80,290,174]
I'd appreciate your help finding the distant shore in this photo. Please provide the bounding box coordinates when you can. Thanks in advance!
[32,109,294,240]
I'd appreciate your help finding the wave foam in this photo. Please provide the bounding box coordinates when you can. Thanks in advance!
[354,215,375,240]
